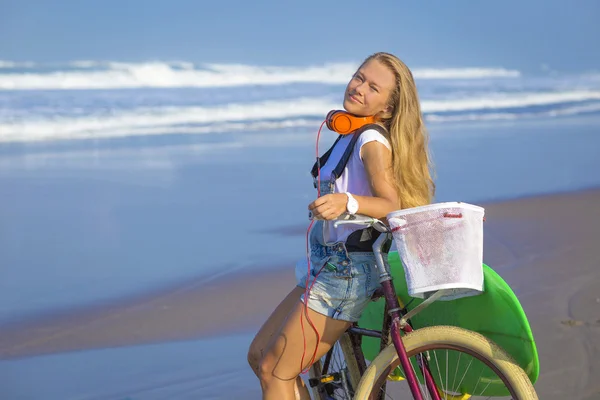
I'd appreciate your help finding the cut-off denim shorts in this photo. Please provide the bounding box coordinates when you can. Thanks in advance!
[296,219,384,322]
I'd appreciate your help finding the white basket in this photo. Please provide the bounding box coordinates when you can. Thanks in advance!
[387,202,485,301]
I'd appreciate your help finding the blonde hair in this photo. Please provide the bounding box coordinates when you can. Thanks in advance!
[361,52,435,209]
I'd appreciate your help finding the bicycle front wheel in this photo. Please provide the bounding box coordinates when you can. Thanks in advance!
[354,326,538,400]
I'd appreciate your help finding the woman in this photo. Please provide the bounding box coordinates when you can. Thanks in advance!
[247,52,435,399]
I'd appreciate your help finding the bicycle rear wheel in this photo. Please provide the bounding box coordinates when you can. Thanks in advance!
[354,326,538,400]
[308,332,362,400]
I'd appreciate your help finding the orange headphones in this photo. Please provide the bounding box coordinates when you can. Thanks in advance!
[326,110,377,135]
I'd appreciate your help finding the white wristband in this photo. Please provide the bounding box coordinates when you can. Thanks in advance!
[345,192,359,215]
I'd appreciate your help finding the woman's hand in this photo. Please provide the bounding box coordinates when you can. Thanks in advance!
[308,193,348,220]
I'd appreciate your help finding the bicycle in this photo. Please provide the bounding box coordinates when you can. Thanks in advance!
[306,211,539,400]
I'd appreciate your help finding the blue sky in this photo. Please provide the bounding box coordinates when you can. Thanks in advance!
[1,0,599,72]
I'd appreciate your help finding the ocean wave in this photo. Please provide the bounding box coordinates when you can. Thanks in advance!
[2,91,599,143]
[0,60,37,69]
[422,90,600,112]
[0,60,521,90]
[427,102,600,122]
[0,98,336,142]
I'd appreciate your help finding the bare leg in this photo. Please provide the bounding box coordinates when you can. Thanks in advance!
[258,300,351,400]
[248,286,309,399]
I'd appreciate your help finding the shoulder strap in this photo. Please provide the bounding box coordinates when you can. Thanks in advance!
[310,135,343,179]
[311,123,388,180]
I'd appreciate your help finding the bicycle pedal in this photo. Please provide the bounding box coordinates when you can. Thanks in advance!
[308,373,340,387]
[387,374,405,381]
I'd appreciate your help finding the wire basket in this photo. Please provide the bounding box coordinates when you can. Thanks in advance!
[387,202,485,301]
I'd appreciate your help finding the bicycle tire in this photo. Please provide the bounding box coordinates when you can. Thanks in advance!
[308,332,362,399]
[354,325,538,399]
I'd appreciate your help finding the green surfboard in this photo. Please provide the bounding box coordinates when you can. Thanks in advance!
[358,251,539,396]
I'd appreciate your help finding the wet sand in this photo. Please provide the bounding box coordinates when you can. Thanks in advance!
[0,263,297,360]
[1,188,600,399]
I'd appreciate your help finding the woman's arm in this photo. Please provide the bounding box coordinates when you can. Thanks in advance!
[308,141,400,220]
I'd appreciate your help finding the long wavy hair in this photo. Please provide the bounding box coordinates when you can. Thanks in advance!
[361,52,435,208]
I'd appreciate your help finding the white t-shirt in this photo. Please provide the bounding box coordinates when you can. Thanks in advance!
[317,128,392,243]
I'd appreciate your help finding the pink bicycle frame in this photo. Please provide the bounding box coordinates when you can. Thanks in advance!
[373,232,442,400]
[335,217,442,400]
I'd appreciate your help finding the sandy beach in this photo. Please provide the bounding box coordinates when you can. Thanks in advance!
[1,187,599,399]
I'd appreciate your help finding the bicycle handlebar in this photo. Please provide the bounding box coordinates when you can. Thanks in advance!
[307,214,393,273]
[332,214,390,233]
[331,214,393,276]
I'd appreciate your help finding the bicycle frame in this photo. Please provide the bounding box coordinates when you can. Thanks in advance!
[332,216,442,400]
[371,232,442,400]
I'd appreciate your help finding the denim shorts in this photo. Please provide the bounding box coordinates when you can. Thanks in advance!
[295,222,384,322]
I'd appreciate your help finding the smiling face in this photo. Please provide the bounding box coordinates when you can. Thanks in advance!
[343,58,397,117]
